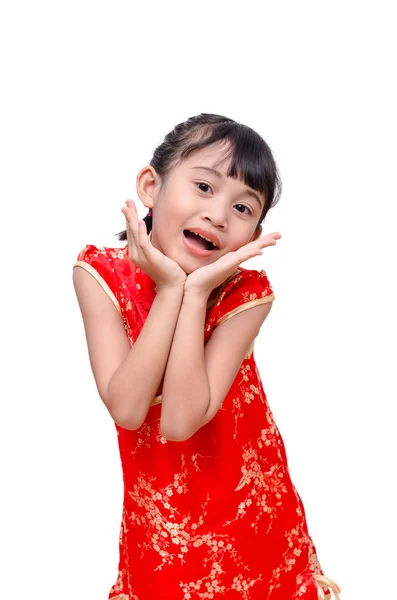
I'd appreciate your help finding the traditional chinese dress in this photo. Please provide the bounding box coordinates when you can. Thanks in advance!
[73,244,341,600]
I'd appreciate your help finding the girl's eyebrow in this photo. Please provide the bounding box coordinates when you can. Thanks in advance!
[190,166,263,207]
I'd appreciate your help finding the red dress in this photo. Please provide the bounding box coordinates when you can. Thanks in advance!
[74,244,341,600]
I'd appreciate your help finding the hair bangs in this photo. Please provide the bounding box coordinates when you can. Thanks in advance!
[115,113,281,241]
[178,121,276,209]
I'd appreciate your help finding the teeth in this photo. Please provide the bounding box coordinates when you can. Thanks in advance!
[192,232,215,245]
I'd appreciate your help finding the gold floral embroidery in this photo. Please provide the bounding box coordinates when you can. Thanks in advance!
[109,508,138,599]
[230,362,263,439]
[239,363,252,383]
[180,561,263,600]
[126,455,193,569]
[258,406,282,452]
[124,454,265,598]
[130,423,152,456]
[191,453,218,472]
[109,248,127,260]
[178,530,264,599]
[242,290,260,302]
[118,282,137,345]
[205,270,242,332]
[232,396,243,440]
[109,571,127,597]
[267,487,327,599]
[216,294,275,326]
[90,248,340,598]
[226,442,288,534]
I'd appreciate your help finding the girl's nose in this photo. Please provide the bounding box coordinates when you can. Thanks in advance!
[203,205,228,229]
[204,216,226,230]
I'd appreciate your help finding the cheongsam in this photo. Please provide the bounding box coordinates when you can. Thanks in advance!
[73,244,341,600]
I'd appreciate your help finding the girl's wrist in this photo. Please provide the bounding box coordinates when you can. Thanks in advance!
[183,285,211,303]
[156,281,186,295]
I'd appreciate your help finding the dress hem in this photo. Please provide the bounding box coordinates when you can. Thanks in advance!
[109,573,342,600]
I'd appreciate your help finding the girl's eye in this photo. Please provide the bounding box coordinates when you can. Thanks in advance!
[196,183,252,216]
[196,182,213,194]
[235,204,253,216]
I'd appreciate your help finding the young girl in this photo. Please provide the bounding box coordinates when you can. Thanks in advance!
[73,113,342,600]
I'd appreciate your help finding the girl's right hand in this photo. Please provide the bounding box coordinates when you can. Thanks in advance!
[121,199,187,290]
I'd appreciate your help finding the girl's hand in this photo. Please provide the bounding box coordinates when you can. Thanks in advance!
[184,232,282,296]
[121,199,187,290]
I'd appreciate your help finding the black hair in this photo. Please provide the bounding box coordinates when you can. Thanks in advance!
[115,113,282,241]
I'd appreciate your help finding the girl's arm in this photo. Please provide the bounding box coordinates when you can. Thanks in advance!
[73,265,184,430]
[160,288,273,441]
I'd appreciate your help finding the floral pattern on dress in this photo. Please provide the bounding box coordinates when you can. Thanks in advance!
[73,244,341,600]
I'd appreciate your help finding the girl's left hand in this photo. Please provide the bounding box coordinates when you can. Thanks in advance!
[184,232,282,296]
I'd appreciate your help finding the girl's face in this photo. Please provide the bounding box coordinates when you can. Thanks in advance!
[137,143,265,274]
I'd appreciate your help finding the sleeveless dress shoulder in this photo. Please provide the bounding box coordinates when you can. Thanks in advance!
[73,244,341,600]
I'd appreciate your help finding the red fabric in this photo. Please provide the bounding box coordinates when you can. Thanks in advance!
[75,244,332,600]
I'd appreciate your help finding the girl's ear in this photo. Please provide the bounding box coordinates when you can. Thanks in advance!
[136,166,161,210]
[251,226,263,242]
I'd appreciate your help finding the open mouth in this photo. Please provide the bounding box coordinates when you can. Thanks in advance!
[183,230,218,251]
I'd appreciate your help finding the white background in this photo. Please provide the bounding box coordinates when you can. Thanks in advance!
[1,1,396,598]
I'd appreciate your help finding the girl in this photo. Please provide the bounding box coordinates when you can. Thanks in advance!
[73,113,342,600]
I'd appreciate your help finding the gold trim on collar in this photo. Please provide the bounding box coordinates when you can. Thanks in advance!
[73,261,121,314]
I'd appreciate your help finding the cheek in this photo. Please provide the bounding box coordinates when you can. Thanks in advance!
[168,194,193,219]
[154,194,180,219]
[231,233,254,251]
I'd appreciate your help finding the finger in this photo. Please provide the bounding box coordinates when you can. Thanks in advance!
[125,199,138,219]
[137,219,150,250]
[259,233,279,242]
[241,248,263,260]
[122,206,141,260]
[262,232,281,244]
[124,200,139,239]
[219,248,259,268]
[253,236,279,249]
[233,248,264,267]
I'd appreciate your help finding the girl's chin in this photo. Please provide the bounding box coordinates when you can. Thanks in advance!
[175,248,221,274]
[179,266,199,276]
[181,260,210,275]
